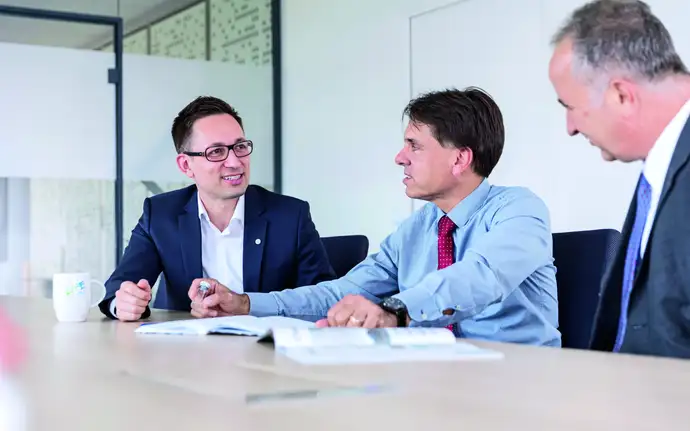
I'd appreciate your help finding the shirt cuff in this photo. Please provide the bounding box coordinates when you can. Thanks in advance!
[246,292,280,317]
[109,298,117,317]
[393,286,443,322]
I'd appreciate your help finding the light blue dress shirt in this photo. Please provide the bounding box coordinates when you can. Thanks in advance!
[248,179,561,346]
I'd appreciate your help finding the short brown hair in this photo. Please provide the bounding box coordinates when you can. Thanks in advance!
[403,87,504,178]
[171,96,244,153]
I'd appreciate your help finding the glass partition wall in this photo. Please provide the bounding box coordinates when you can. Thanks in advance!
[0,0,279,299]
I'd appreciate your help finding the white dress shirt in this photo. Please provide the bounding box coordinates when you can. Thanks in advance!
[197,193,245,292]
[111,194,245,316]
[640,98,690,256]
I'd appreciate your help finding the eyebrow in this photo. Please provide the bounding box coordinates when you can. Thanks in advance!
[208,138,246,147]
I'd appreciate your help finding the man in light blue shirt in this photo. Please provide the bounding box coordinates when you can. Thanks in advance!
[189,87,561,346]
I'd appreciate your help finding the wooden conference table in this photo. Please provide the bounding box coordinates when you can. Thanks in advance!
[3,295,690,430]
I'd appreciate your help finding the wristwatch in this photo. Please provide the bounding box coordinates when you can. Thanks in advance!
[380,297,408,327]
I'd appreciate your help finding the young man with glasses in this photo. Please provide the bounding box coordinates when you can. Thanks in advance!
[99,96,336,321]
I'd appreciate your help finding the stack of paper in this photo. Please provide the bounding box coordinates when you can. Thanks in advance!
[135,317,504,364]
[260,327,504,365]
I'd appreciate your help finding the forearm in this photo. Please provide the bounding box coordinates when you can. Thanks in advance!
[394,265,500,324]
[247,278,376,320]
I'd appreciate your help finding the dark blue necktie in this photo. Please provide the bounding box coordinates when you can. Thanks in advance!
[613,174,652,352]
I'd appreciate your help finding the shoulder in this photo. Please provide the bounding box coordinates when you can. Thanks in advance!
[148,184,197,205]
[146,184,197,211]
[247,185,310,213]
[392,202,438,237]
[484,185,550,225]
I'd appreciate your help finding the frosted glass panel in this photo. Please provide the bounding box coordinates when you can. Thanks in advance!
[150,2,207,60]
[210,0,272,65]
[0,42,114,180]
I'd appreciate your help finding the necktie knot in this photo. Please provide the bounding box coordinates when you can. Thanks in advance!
[438,215,456,238]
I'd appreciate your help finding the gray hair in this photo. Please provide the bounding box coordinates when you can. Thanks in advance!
[551,0,688,82]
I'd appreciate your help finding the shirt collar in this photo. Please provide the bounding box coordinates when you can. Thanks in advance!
[197,192,245,227]
[435,179,491,227]
[643,98,690,192]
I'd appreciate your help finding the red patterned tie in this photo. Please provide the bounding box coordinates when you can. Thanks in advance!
[438,216,456,331]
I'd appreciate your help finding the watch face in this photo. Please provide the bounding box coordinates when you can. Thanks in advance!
[383,297,406,311]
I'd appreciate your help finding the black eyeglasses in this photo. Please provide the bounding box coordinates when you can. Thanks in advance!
[184,140,253,162]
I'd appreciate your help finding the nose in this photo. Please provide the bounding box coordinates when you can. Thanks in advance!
[395,148,409,166]
[566,112,579,137]
[222,152,242,169]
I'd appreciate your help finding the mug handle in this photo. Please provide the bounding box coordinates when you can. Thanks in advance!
[90,280,107,308]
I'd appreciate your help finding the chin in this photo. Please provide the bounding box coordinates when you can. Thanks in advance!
[601,150,616,162]
[220,185,248,199]
[404,188,429,201]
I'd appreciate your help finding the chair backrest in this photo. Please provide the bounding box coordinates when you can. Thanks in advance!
[553,229,621,349]
[321,235,369,278]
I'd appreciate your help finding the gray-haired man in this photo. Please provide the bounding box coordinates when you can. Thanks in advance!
[548,0,690,358]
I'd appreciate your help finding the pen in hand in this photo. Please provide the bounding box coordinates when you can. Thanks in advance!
[198,280,211,303]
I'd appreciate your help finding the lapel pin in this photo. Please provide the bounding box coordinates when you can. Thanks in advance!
[255,239,261,245]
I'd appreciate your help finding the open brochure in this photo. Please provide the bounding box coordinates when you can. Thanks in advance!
[134,315,314,336]
[258,327,505,364]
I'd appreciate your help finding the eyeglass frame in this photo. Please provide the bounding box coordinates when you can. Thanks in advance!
[183,140,254,162]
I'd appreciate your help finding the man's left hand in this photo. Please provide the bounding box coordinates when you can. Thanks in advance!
[315,295,397,328]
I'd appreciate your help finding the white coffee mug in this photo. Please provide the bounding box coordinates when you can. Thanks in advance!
[52,273,106,322]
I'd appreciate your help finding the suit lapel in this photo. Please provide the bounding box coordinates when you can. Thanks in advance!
[242,186,267,293]
[178,190,203,283]
[601,198,635,290]
[592,189,636,349]
[599,191,635,300]
[632,115,690,282]
[655,116,690,220]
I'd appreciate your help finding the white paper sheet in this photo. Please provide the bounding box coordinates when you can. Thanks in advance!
[135,315,314,336]
[279,342,504,365]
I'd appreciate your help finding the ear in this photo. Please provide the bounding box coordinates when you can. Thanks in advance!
[451,147,473,176]
[176,154,195,179]
[607,78,637,115]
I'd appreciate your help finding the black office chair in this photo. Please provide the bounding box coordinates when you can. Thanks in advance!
[321,235,369,278]
[553,229,621,349]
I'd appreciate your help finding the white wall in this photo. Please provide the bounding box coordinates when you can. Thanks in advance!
[281,0,457,251]
[282,0,690,247]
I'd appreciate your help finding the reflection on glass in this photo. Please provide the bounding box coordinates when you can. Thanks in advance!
[0,177,115,298]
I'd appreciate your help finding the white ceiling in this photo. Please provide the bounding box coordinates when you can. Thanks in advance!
[0,0,201,48]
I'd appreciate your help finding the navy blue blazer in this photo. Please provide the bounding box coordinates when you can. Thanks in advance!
[99,184,336,319]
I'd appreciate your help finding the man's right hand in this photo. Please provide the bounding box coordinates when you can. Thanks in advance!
[114,279,151,321]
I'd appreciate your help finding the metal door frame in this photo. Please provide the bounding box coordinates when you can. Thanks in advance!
[0,5,125,263]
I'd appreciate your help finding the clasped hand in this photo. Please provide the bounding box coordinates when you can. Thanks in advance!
[315,294,398,328]
[188,278,249,318]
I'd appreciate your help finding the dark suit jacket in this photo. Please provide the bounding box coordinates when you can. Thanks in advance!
[590,116,690,358]
[99,185,336,319]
